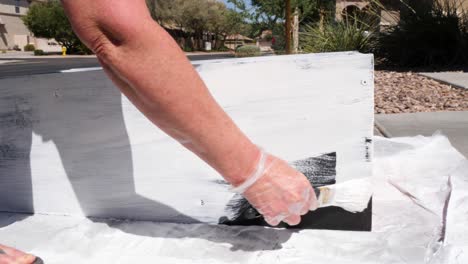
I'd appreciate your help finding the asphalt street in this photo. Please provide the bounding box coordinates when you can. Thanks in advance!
[0,57,100,79]
[0,53,234,79]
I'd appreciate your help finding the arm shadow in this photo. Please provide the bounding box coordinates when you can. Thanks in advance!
[0,71,295,252]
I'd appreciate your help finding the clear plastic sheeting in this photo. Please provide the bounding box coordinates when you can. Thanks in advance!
[1,135,467,264]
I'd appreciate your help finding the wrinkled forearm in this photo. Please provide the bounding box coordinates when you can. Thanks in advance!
[61,0,260,185]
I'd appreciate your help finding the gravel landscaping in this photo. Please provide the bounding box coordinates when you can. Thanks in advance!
[375,71,468,114]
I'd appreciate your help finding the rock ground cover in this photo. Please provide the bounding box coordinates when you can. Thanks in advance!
[375,71,468,114]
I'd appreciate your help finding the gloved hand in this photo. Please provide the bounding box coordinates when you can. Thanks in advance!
[231,150,318,226]
[0,244,38,264]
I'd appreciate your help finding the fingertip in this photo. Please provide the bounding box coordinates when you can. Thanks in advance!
[265,213,287,227]
[265,217,281,226]
[19,254,37,264]
[284,215,301,226]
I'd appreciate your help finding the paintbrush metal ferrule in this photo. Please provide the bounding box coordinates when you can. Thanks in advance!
[315,185,335,208]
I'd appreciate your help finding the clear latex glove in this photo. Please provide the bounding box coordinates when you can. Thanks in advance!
[231,150,318,226]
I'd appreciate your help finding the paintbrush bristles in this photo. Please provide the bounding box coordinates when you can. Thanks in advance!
[317,178,372,213]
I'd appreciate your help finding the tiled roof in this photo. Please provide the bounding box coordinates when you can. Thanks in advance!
[226,34,253,41]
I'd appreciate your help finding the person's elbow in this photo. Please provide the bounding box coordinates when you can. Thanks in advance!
[83,21,156,69]
[62,0,153,64]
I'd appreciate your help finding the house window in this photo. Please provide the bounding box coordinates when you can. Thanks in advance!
[15,0,20,14]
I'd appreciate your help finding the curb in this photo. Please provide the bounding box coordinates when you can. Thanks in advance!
[0,55,96,59]
[0,60,21,65]
[418,73,468,90]
[185,52,233,56]
[374,120,392,138]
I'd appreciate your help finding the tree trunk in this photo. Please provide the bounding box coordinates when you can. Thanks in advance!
[292,7,299,54]
[214,33,223,50]
[193,32,202,51]
[285,0,292,54]
[319,8,325,31]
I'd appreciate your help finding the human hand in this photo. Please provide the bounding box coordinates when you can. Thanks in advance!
[231,150,317,226]
[0,244,38,264]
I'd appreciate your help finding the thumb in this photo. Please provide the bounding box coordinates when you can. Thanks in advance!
[16,254,37,264]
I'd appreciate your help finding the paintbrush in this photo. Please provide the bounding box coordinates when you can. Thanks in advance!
[313,177,372,213]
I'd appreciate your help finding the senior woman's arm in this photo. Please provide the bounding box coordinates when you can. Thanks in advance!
[61,0,316,226]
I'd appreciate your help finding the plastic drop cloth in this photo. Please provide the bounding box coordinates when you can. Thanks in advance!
[0,135,467,264]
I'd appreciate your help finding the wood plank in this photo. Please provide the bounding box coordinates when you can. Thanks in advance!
[0,52,374,229]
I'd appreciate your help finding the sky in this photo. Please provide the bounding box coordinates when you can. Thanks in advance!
[222,0,251,9]
[222,0,232,7]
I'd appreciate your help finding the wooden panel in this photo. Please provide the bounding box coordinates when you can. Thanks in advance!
[0,52,374,228]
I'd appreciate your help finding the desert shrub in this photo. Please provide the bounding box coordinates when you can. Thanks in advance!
[235,45,261,57]
[376,0,468,67]
[301,21,377,53]
[300,8,380,53]
[34,49,45,56]
[12,45,20,51]
[1,50,6,54]
[24,44,35,51]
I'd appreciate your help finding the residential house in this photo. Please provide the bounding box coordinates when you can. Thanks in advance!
[224,34,254,50]
[336,0,400,27]
[0,0,60,51]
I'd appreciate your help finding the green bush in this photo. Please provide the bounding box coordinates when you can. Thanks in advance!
[235,45,261,57]
[300,14,379,53]
[24,44,35,51]
[22,0,91,54]
[271,35,285,52]
[271,26,286,52]
[183,46,193,52]
[1,50,6,54]
[215,46,230,52]
[376,0,468,67]
[34,49,45,56]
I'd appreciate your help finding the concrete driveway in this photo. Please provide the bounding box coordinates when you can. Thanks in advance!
[376,111,468,158]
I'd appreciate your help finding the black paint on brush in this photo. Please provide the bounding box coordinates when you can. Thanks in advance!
[33,257,44,264]
[219,153,337,225]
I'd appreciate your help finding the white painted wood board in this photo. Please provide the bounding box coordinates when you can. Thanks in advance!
[0,52,374,223]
